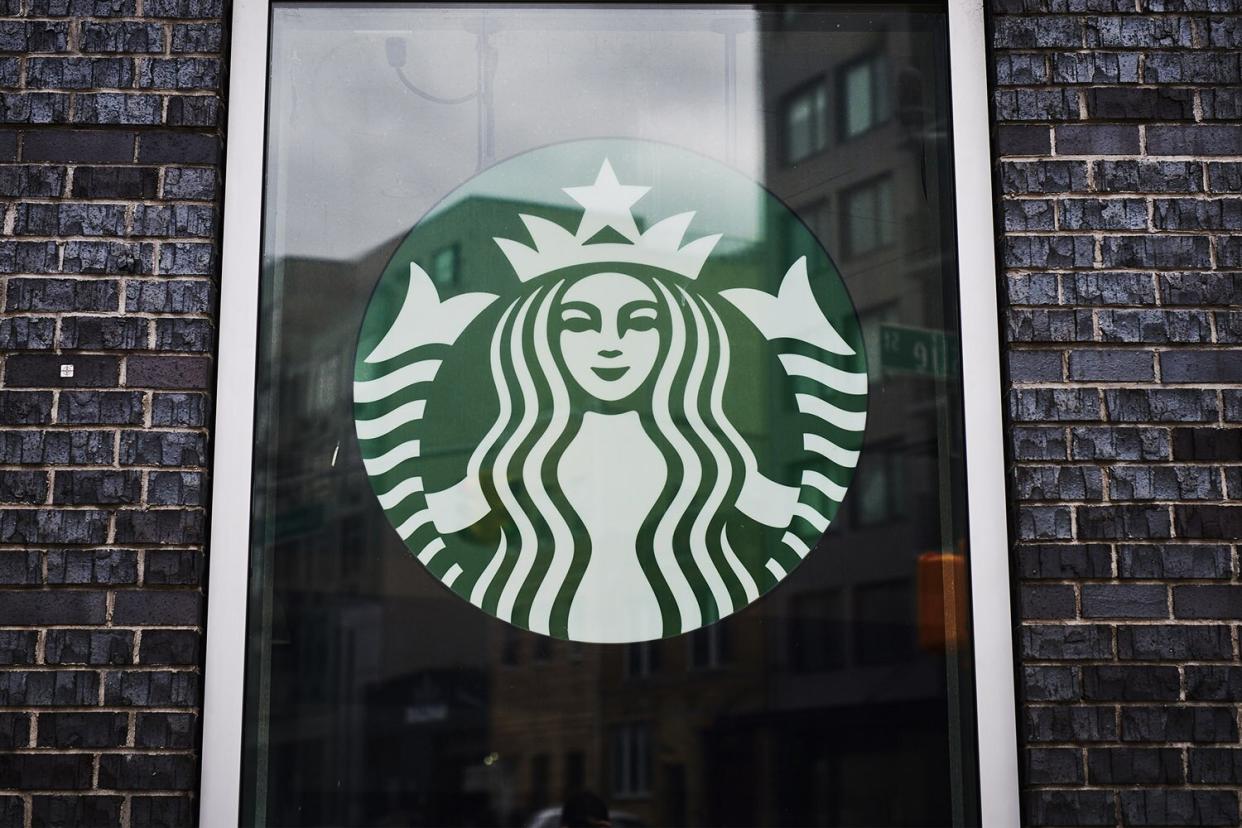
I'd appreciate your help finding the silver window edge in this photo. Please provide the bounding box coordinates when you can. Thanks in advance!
[199,0,268,822]
[199,0,1022,825]
[948,0,1023,824]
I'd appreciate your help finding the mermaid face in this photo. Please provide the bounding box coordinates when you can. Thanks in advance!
[558,272,660,402]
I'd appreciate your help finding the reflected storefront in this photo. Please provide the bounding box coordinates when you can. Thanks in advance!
[225,4,1009,826]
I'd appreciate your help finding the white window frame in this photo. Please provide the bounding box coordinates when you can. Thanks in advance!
[199,1,1019,824]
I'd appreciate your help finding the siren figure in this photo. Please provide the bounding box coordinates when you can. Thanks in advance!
[354,155,867,643]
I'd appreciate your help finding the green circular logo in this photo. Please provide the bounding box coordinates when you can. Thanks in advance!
[354,139,867,643]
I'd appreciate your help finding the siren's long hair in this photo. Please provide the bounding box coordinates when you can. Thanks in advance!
[464,273,756,638]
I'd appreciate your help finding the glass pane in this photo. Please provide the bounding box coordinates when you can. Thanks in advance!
[844,61,873,137]
[246,4,979,827]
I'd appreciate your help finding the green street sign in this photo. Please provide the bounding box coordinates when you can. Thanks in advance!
[879,323,959,378]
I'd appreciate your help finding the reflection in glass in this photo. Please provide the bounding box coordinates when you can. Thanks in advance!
[246,4,978,826]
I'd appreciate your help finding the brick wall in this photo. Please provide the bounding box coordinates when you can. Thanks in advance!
[0,0,223,824]
[992,0,1242,825]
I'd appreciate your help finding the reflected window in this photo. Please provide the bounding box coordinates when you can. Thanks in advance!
[429,244,459,288]
[841,176,895,258]
[689,623,729,670]
[790,590,849,672]
[783,80,828,163]
[565,751,585,795]
[531,753,550,809]
[786,201,832,270]
[839,53,890,139]
[853,447,901,527]
[854,580,916,666]
[860,304,898,382]
[610,723,652,798]
[625,641,660,678]
[501,626,520,666]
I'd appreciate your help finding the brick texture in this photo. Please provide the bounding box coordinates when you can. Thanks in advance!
[994,1,1242,825]
[0,0,222,822]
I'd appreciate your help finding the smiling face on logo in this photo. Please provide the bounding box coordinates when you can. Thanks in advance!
[558,272,661,403]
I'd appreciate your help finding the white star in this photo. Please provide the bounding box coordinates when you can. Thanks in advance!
[563,159,650,243]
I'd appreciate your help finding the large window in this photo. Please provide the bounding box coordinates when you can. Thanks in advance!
[842,175,897,257]
[610,724,653,798]
[783,80,829,163]
[839,52,891,139]
[203,3,1019,827]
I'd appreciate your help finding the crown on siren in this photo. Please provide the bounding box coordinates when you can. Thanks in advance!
[494,159,722,282]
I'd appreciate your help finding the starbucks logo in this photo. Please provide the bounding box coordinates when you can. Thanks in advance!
[354,140,867,643]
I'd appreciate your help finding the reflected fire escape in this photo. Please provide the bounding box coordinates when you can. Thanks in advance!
[386,14,497,171]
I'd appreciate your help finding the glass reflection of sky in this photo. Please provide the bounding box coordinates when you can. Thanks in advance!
[270,6,763,261]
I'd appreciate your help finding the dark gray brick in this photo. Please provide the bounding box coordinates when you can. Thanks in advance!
[6,278,119,312]
[1099,236,1213,270]
[1018,505,1075,540]
[45,628,131,665]
[1088,748,1183,784]
[1110,466,1221,500]
[1012,426,1069,460]
[1122,707,1238,743]
[1067,350,1154,381]
[1018,543,1112,578]
[0,390,53,425]
[52,469,142,505]
[78,21,164,54]
[1174,584,1242,618]
[0,509,108,544]
[1082,665,1180,700]
[1104,389,1218,422]
[46,549,138,585]
[1008,349,1062,382]
[1082,583,1168,618]
[1190,749,1242,784]
[1023,665,1080,701]
[1020,584,1076,619]
[57,390,144,425]
[1119,790,1239,827]
[1118,625,1234,660]
[1055,124,1140,155]
[0,317,55,350]
[97,754,195,791]
[59,315,150,350]
[113,510,204,544]
[1078,505,1173,540]
[125,355,211,389]
[31,795,121,828]
[1149,125,1242,157]
[1097,161,1203,194]
[1025,706,1117,743]
[102,670,198,707]
[1062,272,1157,306]
[1059,198,1147,231]
[1119,544,1232,579]
[1026,748,1084,785]
[1022,625,1112,660]
[1085,86,1195,121]
[1025,790,1115,827]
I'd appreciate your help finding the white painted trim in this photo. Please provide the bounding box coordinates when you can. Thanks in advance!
[948,0,1023,824]
[198,0,268,822]
[201,2,1022,825]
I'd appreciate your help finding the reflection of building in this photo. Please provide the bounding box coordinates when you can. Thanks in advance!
[253,239,496,826]
[753,13,974,827]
